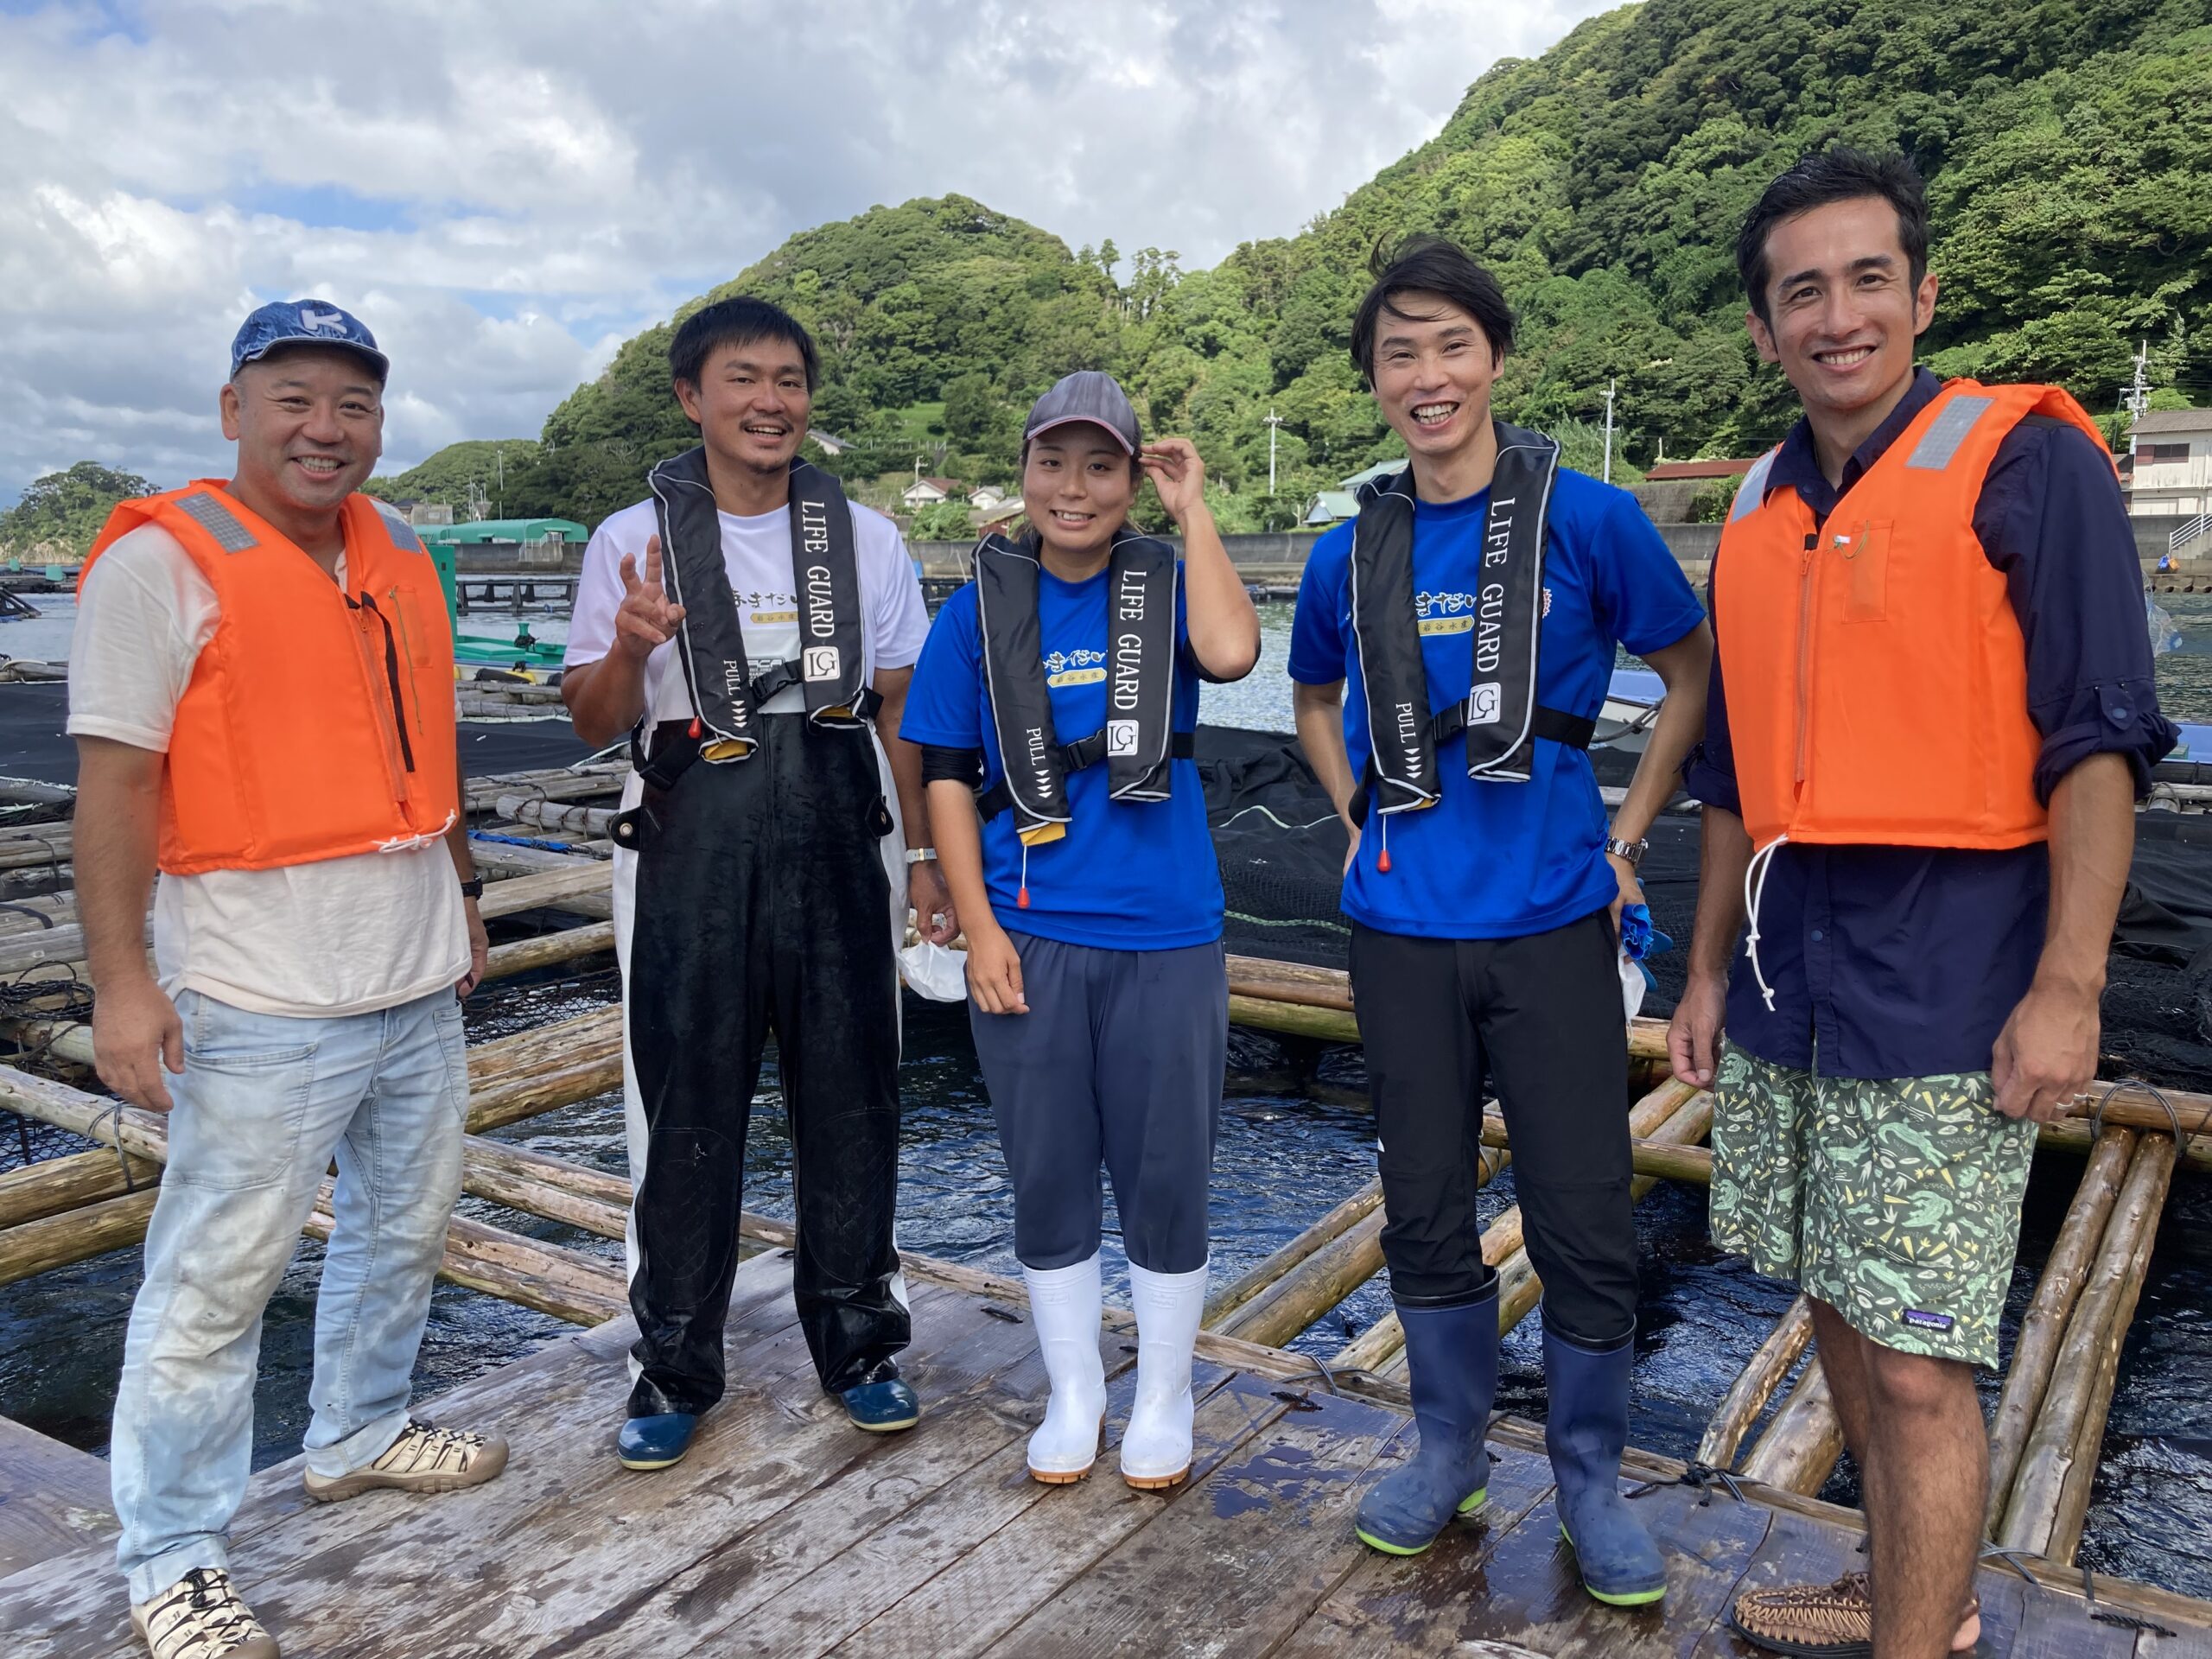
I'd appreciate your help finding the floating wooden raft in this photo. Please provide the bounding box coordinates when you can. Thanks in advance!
[4,1249,2209,1657]
[3,759,2209,1642]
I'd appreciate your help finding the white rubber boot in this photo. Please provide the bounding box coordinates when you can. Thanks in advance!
[1023,1255,1108,1483]
[1122,1259,1208,1490]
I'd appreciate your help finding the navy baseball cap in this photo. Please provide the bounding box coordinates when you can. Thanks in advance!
[230,299,389,383]
[1024,371,1141,454]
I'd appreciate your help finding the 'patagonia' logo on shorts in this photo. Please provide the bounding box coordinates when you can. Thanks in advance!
[1902,1308,1955,1332]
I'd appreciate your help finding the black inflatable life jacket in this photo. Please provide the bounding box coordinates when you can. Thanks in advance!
[648,448,873,760]
[971,527,1190,843]
[1349,422,1592,823]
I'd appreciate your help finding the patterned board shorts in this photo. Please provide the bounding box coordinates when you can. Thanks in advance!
[1709,1042,2037,1368]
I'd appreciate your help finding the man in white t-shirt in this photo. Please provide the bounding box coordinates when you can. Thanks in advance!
[562,296,955,1470]
[72,300,505,1659]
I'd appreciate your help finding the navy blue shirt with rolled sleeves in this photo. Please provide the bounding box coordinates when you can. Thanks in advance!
[1684,369,2179,1081]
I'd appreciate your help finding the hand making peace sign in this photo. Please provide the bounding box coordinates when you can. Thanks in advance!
[612,534,687,662]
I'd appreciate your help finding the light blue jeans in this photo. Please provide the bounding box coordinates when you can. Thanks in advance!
[111,987,468,1602]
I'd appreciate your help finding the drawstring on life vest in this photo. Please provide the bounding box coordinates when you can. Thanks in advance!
[688,716,702,740]
[1376,813,1392,874]
[1742,834,1789,1012]
[1017,840,1031,910]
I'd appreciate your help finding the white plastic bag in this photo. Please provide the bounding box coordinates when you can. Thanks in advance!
[899,940,969,1003]
[1619,946,1649,1023]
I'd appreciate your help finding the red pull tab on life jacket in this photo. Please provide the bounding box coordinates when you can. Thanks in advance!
[687,717,702,740]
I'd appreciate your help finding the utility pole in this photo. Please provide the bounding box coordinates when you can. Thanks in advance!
[1602,378,1618,484]
[1265,408,1284,495]
[2123,341,2151,459]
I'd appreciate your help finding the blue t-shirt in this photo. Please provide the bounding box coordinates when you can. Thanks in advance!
[901,564,1222,950]
[1287,468,1704,940]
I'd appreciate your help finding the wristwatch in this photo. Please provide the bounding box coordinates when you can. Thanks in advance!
[1603,836,1648,868]
[904,847,938,865]
[459,877,485,899]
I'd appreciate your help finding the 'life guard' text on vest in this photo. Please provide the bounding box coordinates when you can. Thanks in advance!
[1113,562,1147,713]
[800,499,836,639]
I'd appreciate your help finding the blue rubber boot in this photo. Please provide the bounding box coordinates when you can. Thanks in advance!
[1354,1282,1499,1555]
[617,1412,698,1471]
[842,1376,921,1433]
[1543,1325,1666,1606]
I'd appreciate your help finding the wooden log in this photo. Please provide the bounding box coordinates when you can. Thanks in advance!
[460,1136,630,1241]
[2048,1138,2171,1566]
[461,1005,622,1081]
[1225,994,1359,1045]
[0,831,72,874]
[1985,1125,2136,1532]
[2035,1112,2212,1176]
[466,1052,625,1134]
[481,921,617,982]
[493,795,615,838]
[474,861,615,921]
[1213,1206,1388,1351]
[1204,1177,1383,1330]
[1738,1354,1846,1492]
[0,1186,161,1285]
[469,841,608,877]
[1479,1118,1716,1183]
[461,765,627,815]
[0,1145,158,1228]
[1495,1087,1713,1332]
[0,892,76,937]
[1700,1295,1815,1470]
[1998,1132,2178,1557]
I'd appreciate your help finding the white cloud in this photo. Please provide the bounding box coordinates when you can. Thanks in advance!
[0,0,1617,501]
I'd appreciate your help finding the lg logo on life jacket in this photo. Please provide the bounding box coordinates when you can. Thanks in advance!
[1468,683,1503,726]
[804,646,841,683]
[1106,721,1140,757]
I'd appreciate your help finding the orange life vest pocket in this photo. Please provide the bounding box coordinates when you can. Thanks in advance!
[1836,518,1892,624]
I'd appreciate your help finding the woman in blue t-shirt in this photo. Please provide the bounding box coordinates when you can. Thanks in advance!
[901,371,1259,1489]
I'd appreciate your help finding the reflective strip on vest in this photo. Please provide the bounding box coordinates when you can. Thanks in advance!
[1728,452,1776,522]
[374,504,427,553]
[172,491,259,553]
[1905,393,1996,470]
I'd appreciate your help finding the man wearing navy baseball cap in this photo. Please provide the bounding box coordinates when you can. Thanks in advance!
[72,300,502,1659]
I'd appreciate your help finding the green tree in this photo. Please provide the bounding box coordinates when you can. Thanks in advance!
[942,372,997,443]
[0,461,157,559]
[910,499,974,540]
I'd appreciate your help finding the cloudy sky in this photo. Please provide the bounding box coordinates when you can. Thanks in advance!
[0,0,1618,503]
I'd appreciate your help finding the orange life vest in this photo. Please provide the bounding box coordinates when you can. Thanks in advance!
[81,483,459,875]
[1712,378,2112,852]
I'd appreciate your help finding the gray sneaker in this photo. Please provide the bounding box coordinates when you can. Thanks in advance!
[301,1420,509,1503]
[131,1567,278,1659]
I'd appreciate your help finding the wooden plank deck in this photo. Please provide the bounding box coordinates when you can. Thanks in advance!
[5,1252,2210,1658]
[0,1415,116,1580]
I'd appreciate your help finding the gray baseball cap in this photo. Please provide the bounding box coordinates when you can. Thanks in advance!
[1023,371,1141,454]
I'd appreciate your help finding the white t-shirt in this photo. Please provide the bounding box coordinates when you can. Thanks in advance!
[67,524,471,1019]
[564,497,930,723]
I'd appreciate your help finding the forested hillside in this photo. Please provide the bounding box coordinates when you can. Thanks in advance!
[470,0,2211,529]
[362,440,541,517]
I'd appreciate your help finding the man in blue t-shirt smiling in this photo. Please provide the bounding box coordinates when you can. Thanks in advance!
[1289,238,1711,1605]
